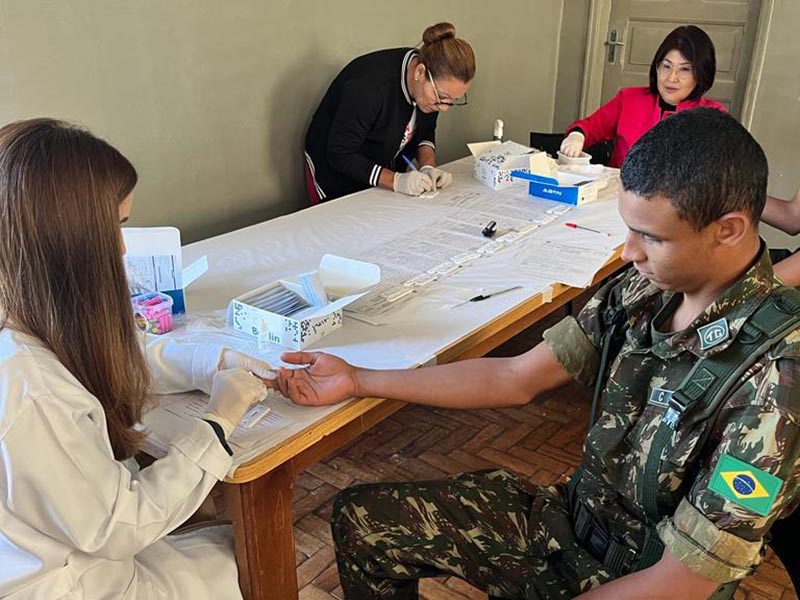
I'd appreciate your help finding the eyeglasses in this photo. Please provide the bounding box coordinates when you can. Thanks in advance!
[426,69,468,107]
[657,60,694,80]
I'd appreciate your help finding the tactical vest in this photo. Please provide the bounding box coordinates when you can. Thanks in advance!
[568,284,800,599]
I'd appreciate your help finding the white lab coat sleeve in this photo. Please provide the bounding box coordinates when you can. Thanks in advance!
[2,395,232,561]
[141,332,223,395]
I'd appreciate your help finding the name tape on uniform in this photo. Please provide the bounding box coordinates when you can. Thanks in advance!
[648,387,673,408]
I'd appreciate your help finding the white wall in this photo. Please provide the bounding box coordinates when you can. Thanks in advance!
[749,1,800,249]
[0,0,565,242]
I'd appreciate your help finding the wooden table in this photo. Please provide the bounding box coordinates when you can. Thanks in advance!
[222,252,625,600]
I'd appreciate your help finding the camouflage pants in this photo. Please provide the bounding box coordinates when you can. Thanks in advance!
[331,469,613,600]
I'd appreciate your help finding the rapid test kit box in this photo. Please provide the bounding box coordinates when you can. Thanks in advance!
[510,169,613,206]
[466,140,553,190]
[227,254,380,350]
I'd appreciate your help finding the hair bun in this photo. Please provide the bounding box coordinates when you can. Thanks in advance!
[422,22,456,45]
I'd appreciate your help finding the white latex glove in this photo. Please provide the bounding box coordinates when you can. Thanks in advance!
[393,170,433,196]
[419,166,453,191]
[204,369,268,439]
[219,348,277,382]
[560,131,585,157]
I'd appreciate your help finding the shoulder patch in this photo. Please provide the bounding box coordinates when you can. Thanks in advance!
[698,318,729,350]
[708,453,783,517]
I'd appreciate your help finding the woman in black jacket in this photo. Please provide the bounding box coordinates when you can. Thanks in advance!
[304,22,475,203]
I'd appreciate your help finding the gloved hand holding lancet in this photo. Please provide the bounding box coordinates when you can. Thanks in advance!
[219,348,277,382]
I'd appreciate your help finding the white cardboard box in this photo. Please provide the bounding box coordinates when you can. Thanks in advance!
[227,254,380,350]
[466,140,553,190]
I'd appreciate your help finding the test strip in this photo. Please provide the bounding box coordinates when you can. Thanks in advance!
[385,287,416,303]
[403,273,438,287]
[242,404,272,429]
[478,241,504,254]
[516,223,540,235]
[450,251,482,265]
[497,232,522,243]
[433,262,460,276]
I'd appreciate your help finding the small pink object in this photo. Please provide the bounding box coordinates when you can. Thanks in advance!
[132,292,174,335]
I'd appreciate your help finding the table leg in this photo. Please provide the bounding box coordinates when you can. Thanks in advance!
[225,464,298,600]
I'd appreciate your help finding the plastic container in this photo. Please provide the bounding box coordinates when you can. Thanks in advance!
[132,292,174,335]
[557,150,592,166]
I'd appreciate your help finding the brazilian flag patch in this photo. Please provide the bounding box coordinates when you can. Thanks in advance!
[708,453,783,517]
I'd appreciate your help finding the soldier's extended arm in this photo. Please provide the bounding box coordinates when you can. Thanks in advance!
[275,341,572,408]
[573,549,719,600]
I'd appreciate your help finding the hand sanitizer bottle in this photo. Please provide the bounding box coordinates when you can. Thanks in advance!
[493,119,504,142]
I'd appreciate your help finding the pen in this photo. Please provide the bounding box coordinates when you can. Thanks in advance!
[401,155,418,171]
[453,285,523,307]
[403,154,437,193]
[565,222,611,236]
[468,285,523,302]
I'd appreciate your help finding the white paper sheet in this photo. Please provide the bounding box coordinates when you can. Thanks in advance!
[343,181,576,321]
[514,240,616,288]
[142,389,345,472]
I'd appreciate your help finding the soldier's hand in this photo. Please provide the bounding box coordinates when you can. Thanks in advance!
[276,351,358,406]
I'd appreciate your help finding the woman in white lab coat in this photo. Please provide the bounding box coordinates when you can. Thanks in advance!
[0,119,272,599]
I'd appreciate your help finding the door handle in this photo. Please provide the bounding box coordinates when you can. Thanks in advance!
[604,29,625,63]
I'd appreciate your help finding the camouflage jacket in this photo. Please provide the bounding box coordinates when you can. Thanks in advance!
[543,246,800,582]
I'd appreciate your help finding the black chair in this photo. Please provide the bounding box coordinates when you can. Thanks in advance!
[529,131,615,167]
[529,132,565,159]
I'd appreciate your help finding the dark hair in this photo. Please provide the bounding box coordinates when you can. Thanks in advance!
[620,108,767,230]
[0,118,151,460]
[649,25,716,101]
[419,22,476,82]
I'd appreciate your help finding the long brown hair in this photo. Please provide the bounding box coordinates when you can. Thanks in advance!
[418,22,476,82]
[0,118,150,459]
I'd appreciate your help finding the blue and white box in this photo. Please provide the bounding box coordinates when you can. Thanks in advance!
[510,170,606,206]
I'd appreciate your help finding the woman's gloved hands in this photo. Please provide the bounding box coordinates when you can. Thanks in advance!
[393,171,433,196]
[204,369,269,438]
[419,166,453,191]
[559,131,585,157]
[219,349,277,382]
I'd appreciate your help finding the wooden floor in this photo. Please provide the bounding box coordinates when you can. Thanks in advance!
[291,301,797,600]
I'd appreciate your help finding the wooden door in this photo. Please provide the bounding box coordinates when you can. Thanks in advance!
[601,0,762,116]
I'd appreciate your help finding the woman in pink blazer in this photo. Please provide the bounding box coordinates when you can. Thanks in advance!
[561,25,726,168]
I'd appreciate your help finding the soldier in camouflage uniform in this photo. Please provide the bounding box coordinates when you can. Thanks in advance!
[275,108,800,599]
